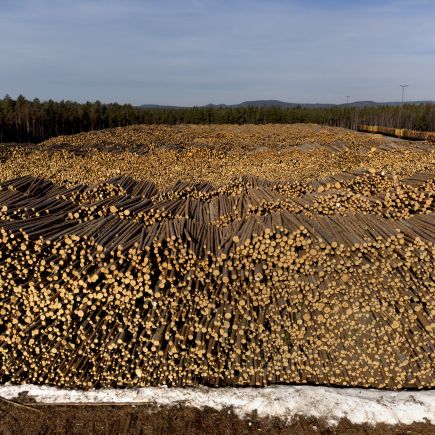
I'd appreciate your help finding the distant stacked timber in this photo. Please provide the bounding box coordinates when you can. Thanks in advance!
[358,125,435,142]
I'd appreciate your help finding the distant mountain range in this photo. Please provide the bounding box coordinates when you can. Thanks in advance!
[140,100,434,109]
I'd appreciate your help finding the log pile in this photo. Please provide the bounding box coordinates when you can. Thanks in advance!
[1,124,434,190]
[1,171,434,390]
[39,124,387,155]
[358,124,435,142]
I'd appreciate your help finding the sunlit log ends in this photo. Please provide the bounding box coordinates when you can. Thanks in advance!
[0,170,433,390]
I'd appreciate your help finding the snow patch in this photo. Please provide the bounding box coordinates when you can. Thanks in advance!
[1,384,434,426]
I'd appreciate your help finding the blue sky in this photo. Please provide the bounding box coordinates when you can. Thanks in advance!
[1,0,434,105]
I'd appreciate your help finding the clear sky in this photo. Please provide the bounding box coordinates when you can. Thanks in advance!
[1,0,434,105]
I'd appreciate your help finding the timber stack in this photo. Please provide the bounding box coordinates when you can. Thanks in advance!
[358,124,435,142]
[1,123,434,189]
[0,170,434,390]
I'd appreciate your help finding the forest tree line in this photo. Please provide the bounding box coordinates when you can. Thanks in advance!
[1,94,435,143]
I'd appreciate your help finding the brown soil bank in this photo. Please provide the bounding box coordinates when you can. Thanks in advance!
[1,399,433,435]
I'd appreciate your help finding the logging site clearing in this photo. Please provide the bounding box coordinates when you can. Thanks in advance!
[0,124,434,433]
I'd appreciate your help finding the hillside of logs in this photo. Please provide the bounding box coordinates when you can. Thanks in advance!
[0,124,434,390]
[1,124,434,188]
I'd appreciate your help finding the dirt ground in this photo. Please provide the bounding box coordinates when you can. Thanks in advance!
[0,398,433,435]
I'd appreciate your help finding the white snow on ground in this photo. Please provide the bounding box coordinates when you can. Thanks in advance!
[1,384,434,426]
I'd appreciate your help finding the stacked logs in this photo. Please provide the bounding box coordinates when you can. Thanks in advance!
[39,124,388,155]
[2,124,434,193]
[358,124,435,142]
[0,171,434,390]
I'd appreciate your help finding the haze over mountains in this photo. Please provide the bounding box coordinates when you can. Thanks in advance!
[140,100,434,109]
